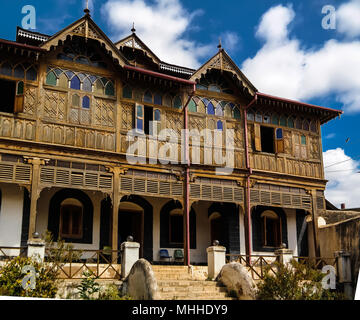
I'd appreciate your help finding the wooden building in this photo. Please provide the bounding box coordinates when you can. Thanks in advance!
[0,10,342,265]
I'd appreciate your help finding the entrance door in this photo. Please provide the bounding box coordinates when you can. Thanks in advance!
[118,210,144,257]
[210,212,226,246]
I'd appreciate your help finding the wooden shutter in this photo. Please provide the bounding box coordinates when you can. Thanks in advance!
[254,123,261,151]
[275,128,284,153]
[14,81,24,113]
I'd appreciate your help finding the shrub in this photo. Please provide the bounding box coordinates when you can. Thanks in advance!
[76,270,100,300]
[256,259,346,300]
[99,284,132,300]
[0,256,58,298]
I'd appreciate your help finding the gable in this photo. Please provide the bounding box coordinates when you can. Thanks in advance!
[40,15,128,68]
[115,33,160,67]
[191,49,257,96]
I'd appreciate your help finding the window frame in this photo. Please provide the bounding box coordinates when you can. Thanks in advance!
[59,198,84,240]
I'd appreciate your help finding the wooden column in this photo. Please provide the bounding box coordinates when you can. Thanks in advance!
[310,189,321,257]
[107,167,123,263]
[25,157,46,240]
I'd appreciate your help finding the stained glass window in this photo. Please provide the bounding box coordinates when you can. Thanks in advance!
[247,111,254,121]
[17,81,24,95]
[82,96,90,109]
[46,71,57,86]
[154,94,162,105]
[217,120,223,131]
[173,96,182,109]
[207,102,215,115]
[144,90,153,103]
[14,65,25,78]
[301,135,306,145]
[72,94,80,107]
[224,105,232,118]
[123,86,132,99]
[70,76,81,90]
[105,82,115,96]
[59,73,68,88]
[215,103,223,116]
[83,78,92,92]
[233,107,241,120]
[188,99,197,112]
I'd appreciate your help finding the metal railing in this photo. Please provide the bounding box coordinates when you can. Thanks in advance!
[44,248,122,279]
[226,254,278,280]
[0,247,27,261]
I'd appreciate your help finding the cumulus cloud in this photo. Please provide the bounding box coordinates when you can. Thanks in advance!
[337,0,360,38]
[101,0,225,68]
[323,148,360,208]
[242,4,360,112]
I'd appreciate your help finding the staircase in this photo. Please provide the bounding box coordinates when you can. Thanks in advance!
[152,265,236,300]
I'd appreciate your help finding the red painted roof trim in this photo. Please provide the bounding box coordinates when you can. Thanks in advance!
[257,92,343,114]
[124,65,196,85]
[0,38,47,52]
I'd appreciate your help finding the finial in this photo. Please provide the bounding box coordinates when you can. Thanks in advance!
[84,0,91,16]
[131,22,136,33]
[217,37,222,51]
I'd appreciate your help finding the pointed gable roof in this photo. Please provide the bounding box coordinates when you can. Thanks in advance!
[40,14,128,67]
[191,49,257,96]
[115,32,161,65]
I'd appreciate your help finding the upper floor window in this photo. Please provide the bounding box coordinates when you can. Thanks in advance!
[45,67,115,97]
[57,39,108,69]
[134,104,161,135]
[0,79,24,114]
[0,61,38,81]
[254,125,284,154]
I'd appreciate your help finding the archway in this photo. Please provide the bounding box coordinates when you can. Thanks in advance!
[119,195,153,261]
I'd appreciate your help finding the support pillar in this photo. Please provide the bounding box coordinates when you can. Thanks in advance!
[275,247,294,266]
[107,167,123,263]
[335,250,353,299]
[27,234,45,263]
[24,157,46,241]
[310,189,321,257]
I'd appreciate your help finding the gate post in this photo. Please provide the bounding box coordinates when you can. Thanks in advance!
[121,240,140,279]
[275,246,294,266]
[27,233,45,262]
[207,243,226,280]
[335,250,353,299]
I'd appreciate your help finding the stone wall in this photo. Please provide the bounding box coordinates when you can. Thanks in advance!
[318,216,360,287]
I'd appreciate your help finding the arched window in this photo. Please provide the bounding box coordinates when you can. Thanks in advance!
[263,114,271,124]
[224,104,232,118]
[287,117,294,128]
[60,198,83,239]
[279,115,287,127]
[261,210,281,247]
[295,118,302,130]
[70,76,81,90]
[215,103,223,116]
[310,121,317,133]
[46,71,57,86]
[144,90,153,103]
[154,93,162,105]
[14,65,25,78]
[272,114,279,125]
[188,99,197,113]
[207,101,215,115]
[303,120,309,131]
[197,99,206,113]
[82,77,92,92]
[105,81,115,96]
[173,96,182,109]
[255,112,262,123]
[217,120,223,131]
[247,110,254,121]
[26,67,37,81]
[82,96,90,109]
[123,85,132,99]
[233,107,241,120]
[59,73,69,88]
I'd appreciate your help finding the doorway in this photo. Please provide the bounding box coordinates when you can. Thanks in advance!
[118,202,144,258]
[209,212,226,246]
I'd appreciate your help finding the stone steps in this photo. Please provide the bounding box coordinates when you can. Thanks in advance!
[152,265,235,300]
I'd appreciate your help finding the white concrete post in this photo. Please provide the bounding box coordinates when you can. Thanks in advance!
[275,248,294,266]
[121,241,140,279]
[207,245,226,280]
[335,251,353,299]
[27,238,46,263]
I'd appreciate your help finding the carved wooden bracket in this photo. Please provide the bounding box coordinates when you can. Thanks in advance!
[105,166,128,175]
[23,157,50,166]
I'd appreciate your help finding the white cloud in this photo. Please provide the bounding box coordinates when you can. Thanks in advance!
[337,0,360,38]
[324,133,336,139]
[242,4,360,112]
[101,0,222,68]
[323,148,360,208]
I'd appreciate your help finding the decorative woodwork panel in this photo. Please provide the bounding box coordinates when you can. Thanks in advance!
[23,86,37,116]
[0,161,31,184]
[44,89,66,121]
[94,98,115,127]
[121,103,133,130]
[0,115,36,140]
[40,166,113,191]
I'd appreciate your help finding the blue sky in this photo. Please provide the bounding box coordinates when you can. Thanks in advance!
[1,0,360,207]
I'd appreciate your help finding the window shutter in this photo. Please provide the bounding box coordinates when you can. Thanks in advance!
[275,128,284,153]
[14,81,25,113]
[254,123,261,151]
